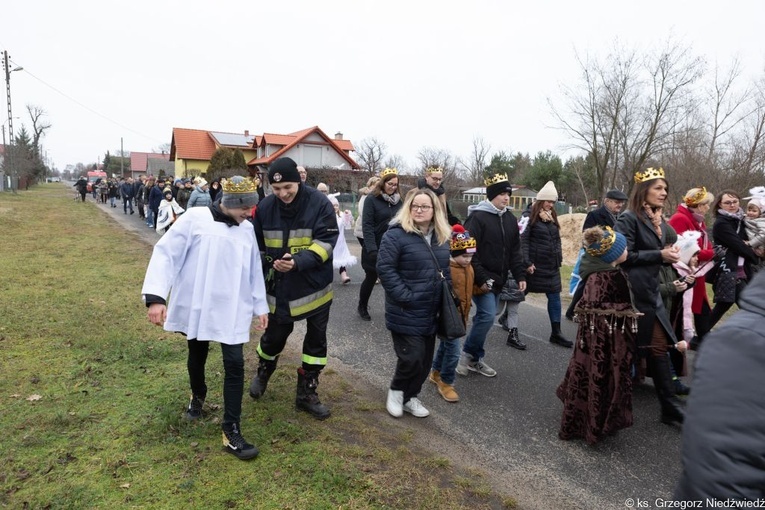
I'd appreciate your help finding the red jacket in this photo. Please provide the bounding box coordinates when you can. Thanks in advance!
[668,204,713,313]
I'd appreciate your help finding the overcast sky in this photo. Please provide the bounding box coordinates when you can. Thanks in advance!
[3,0,764,172]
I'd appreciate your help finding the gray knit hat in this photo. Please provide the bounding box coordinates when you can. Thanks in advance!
[221,175,260,209]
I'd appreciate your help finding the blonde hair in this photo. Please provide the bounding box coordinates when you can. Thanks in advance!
[392,188,451,245]
[684,187,714,207]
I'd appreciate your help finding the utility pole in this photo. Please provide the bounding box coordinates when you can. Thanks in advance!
[120,137,124,177]
[4,50,16,193]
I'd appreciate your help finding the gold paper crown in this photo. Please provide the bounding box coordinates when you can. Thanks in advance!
[684,186,707,206]
[484,173,508,187]
[222,176,260,194]
[585,226,616,257]
[634,167,665,183]
[426,166,443,174]
[450,231,477,252]
[381,167,398,179]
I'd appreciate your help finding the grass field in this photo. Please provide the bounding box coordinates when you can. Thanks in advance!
[0,185,516,509]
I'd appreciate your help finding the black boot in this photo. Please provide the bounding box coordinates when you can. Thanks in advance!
[357,303,371,321]
[549,322,573,348]
[221,422,259,460]
[673,376,691,396]
[649,356,685,425]
[296,368,331,420]
[506,328,527,350]
[249,357,277,399]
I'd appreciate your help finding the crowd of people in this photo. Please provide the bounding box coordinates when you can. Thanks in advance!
[130,158,763,499]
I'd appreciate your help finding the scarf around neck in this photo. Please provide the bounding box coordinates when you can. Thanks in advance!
[382,193,401,205]
[642,204,663,237]
[717,208,745,220]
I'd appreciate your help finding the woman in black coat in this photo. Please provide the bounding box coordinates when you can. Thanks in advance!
[377,188,451,419]
[357,169,402,321]
[522,181,571,348]
[615,167,687,425]
[708,189,761,329]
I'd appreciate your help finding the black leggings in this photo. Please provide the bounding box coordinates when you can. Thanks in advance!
[359,269,377,308]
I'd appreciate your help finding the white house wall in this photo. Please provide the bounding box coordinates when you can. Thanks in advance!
[276,145,349,169]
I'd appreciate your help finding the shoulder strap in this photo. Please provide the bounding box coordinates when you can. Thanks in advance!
[420,234,446,281]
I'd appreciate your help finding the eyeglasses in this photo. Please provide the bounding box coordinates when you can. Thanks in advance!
[721,200,739,206]
[410,204,433,212]
[429,177,443,182]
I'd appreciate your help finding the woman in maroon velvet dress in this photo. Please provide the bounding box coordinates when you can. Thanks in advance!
[556,226,641,444]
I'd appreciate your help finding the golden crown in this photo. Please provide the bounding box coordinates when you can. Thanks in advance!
[634,167,665,183]
[450,231,477,252]
[381,167,398,179]
[426,166,443,174]
[684,186,707,206]
[222,176,260,193]
[586,226,616,257]
[484,173,508,187]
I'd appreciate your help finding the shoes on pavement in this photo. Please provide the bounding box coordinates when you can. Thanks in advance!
[506,328,527,350]
[340,271,350,284]
[435,381,459,402]
[456,353,471,377]
[467,359,497,378]
[386,389,404,417]
[403,397,430,418]
[428,370,441,385]
[673,377,690,396]
[357,304,371,321]
[130,210,134,215]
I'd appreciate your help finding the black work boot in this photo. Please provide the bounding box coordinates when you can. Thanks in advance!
[185,394,205,421]
[549,322,573,348]
[296,368,331,420]
[649,356,685,425]
[506,328,527,350]
[357,303,371,321]
[221,422,259,460]
[249,357,277,399]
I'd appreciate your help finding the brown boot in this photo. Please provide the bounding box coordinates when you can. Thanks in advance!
[436,380,459,402]
[428,370,441,385]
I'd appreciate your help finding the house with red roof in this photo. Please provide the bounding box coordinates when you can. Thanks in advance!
[169,126,358,178]
[129,151,173,180]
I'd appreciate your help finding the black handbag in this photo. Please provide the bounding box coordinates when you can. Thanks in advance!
[422,237,466,339]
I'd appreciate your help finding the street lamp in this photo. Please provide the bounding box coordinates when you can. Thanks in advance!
[3,50,23,193]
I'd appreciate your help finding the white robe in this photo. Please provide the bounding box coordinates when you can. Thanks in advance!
[333,211,357,269]
[141,207,269,345]
[156,198,185,233]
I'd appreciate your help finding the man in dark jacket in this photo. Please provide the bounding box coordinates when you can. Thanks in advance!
[148,178,165,229]
[566,188,629,319]
[457,173,526,377]
[120,177,135,215]
[582,189,628,230]
[249,157,338,420]
[674,271,765,502]
[417,166,461,225]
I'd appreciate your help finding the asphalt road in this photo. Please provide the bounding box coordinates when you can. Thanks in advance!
[94,192,688,510]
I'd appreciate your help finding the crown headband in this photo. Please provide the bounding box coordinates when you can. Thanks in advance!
[222,176,260,193]
[450,231,477,252]
[426,166,443,174]
[634,167,665,183]
[585,226,617,257]
[381,167,398,179]
[684,187,707,206]
[484,173,508,187]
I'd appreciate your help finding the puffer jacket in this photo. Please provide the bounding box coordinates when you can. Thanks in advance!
[188,187,212,208]
[376,223,450,336]
[521,212,563,294]
[674,271,765,500]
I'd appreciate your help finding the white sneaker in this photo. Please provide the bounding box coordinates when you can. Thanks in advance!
[403,397,430,418]
[386,389,404,417]
[456,353,471,377]
[468,359,497,378]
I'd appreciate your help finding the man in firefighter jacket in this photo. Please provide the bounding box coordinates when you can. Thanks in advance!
[249,157,339,419]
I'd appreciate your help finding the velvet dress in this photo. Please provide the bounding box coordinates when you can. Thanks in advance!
[556,260,640,444]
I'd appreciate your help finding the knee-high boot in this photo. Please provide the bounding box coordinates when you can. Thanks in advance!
[648,356,684,425]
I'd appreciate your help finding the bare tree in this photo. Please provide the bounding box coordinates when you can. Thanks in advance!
[354,137,387,175]
[383,154,408,174]
[459,136,491,185]
[26,104,51,157]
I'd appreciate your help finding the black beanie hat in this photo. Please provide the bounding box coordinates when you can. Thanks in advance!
[268,157,301,184]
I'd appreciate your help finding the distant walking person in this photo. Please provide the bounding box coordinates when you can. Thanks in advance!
[120,177,135,215]
[74,177,88,202]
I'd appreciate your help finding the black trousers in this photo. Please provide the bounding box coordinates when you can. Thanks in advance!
[259,305,330,370]
[390,332,436,403]
[709,279,748,330]
[187,340,244,425]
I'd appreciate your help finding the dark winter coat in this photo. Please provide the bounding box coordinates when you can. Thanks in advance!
[361,193,402,271]
[119,181,134,200]
[712,211,759,282]
[463,200,526,293]
[376,223,450,336]
[74,179,87,194]
[149,185,164,212]
[522,214,563,294]
[253,185,338,323]
[582,204,618,230]
[615,209,677,349]
[417,178,461,225]
[674,271,765,501]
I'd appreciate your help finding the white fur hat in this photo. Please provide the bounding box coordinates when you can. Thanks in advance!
[676,231,701,265]
[745,186,765,213]
[536,181,558,201]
